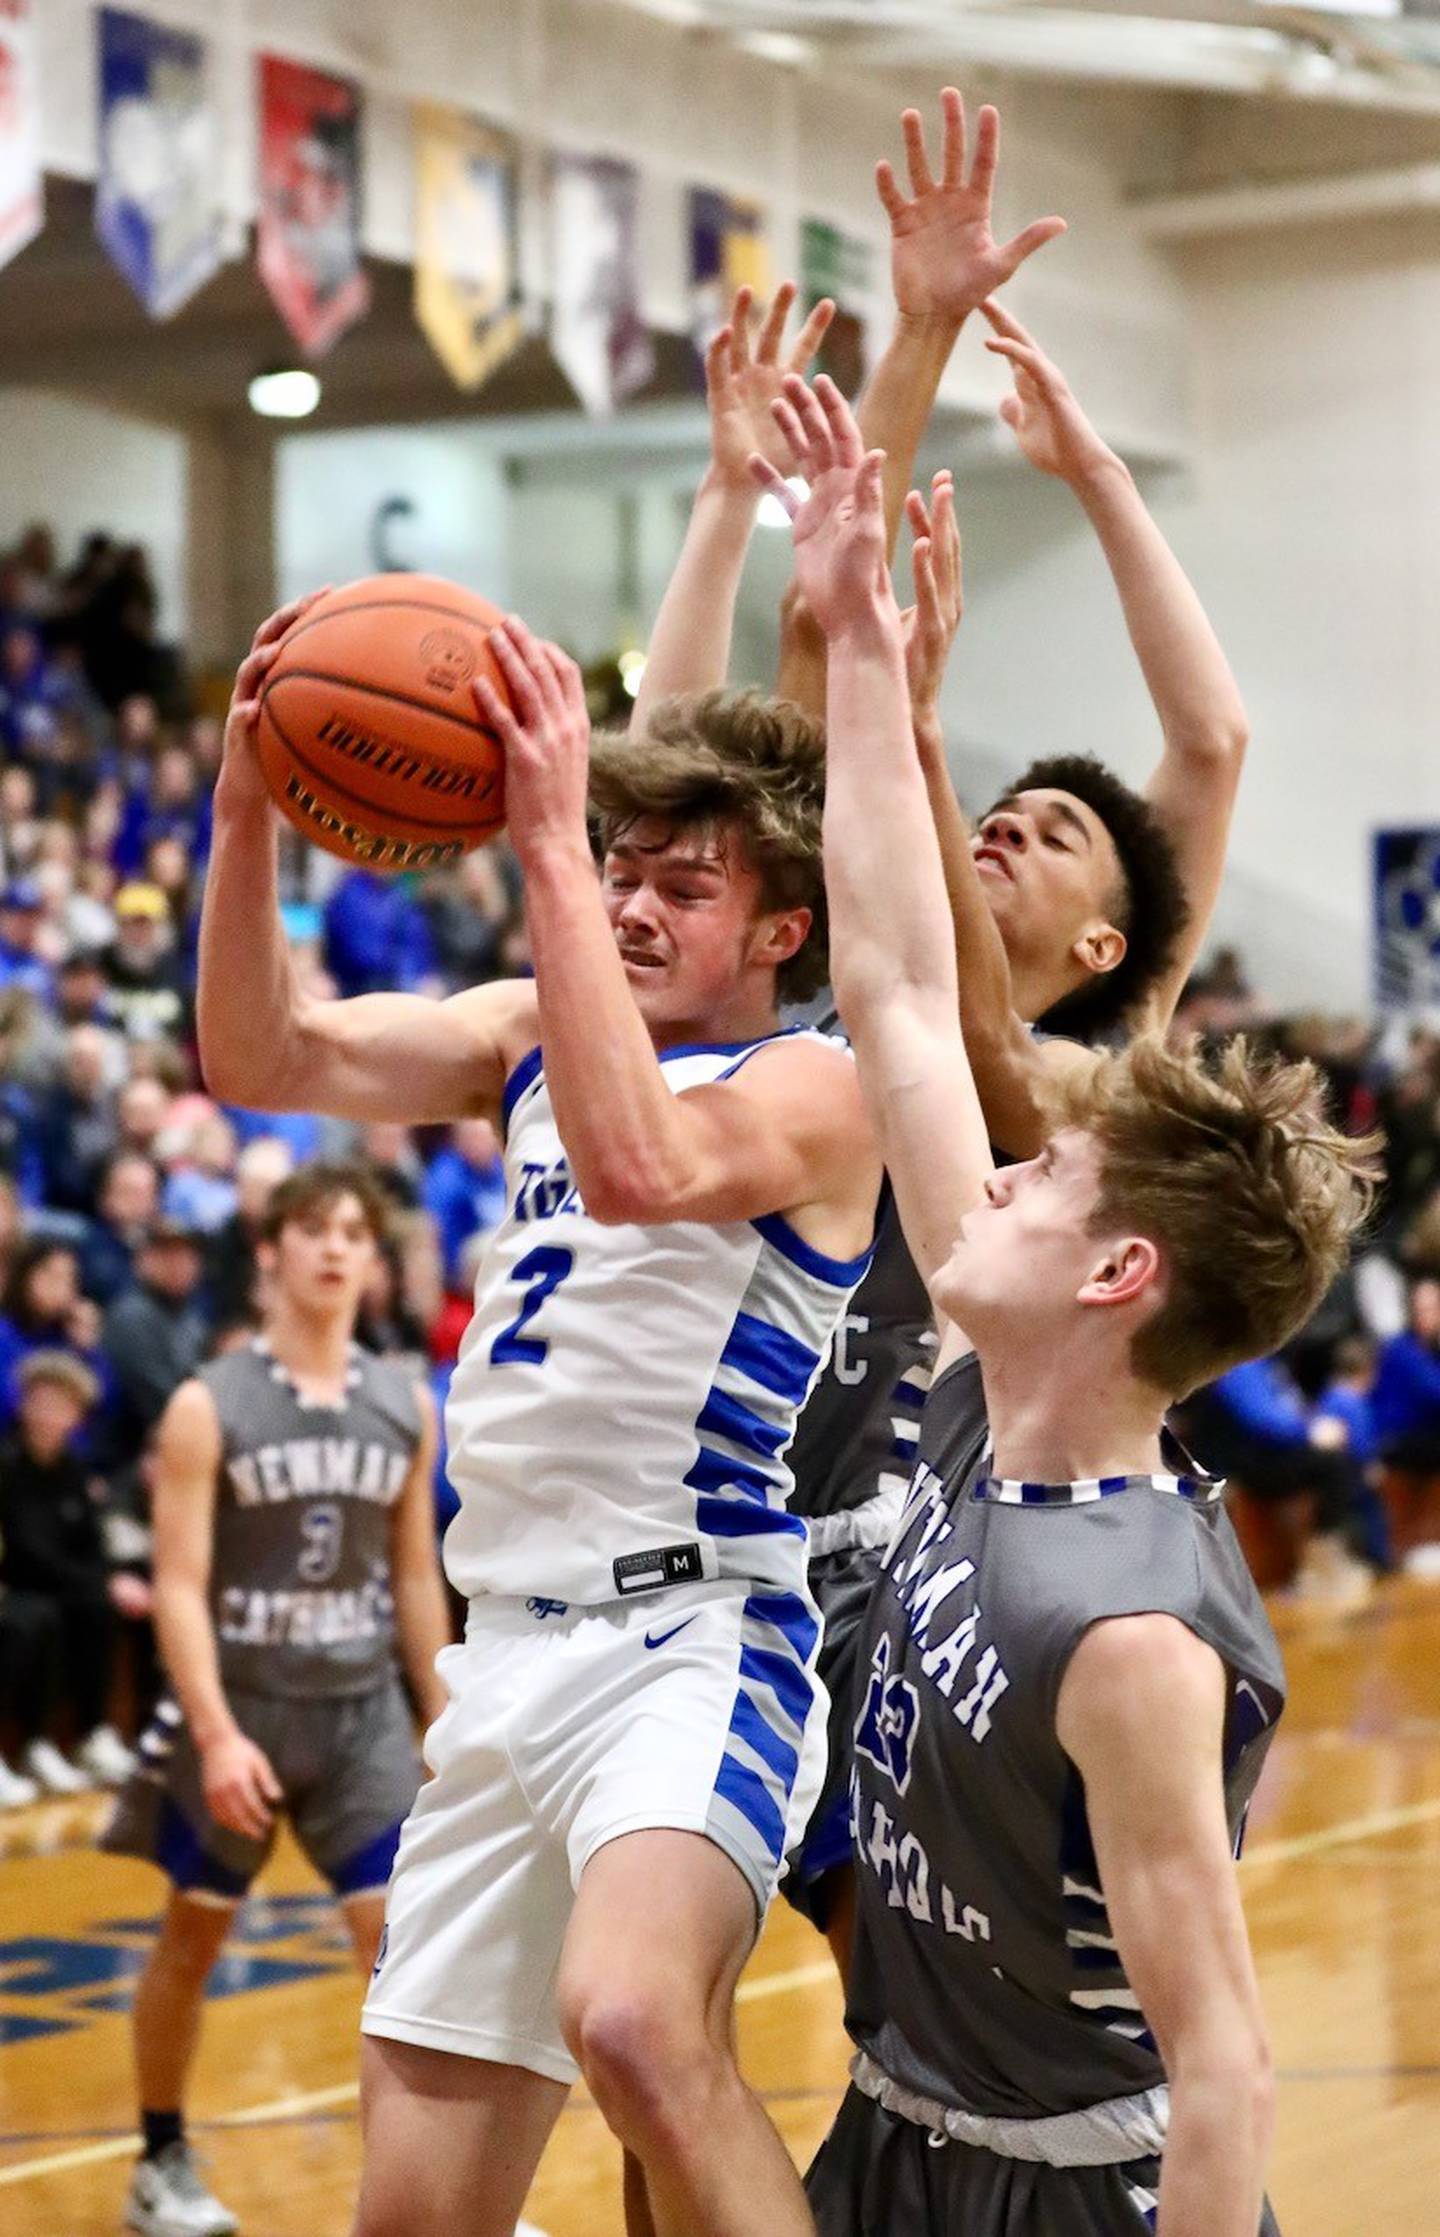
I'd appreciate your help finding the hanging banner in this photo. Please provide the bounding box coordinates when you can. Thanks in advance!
[689,186,770,356]
[413,103,523,393]
[549,152,653,418]
[257,54,369,358]
[96,9,221,320]
[801,217,871,399]
[1374,827,1440,1011]
[0,0,42,273]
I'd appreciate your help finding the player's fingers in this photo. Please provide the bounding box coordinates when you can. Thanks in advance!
[755,278,795,364]
[814,373,862,467]
[746,453,798,509]
[474,670,522,745]
[789,295,835,373]
[253,589,327,650]
[998,392,1022,432]
[256,1753,284,1806]
[996,215,1067,279]
[940,85,967,190]
[978,295,1030,344]
[901,106,935,198]
[857,448,886,510]
[912,534,938,620]
[968,103,998,199]
[767,394,810,471]
[783,373,835,468]
[874,158,908,222]
[905,488,932,544]
[704,325,733,396]
[729,284,754,372]
[500,618,565,725]
[555,646,589,726]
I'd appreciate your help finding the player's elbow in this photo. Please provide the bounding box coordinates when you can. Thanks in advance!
[582,1154,692,1228]
[1172,2015,1275,2160]
[1169,702,1250,771]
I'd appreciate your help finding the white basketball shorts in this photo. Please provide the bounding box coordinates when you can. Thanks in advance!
[361,1575,828,2083]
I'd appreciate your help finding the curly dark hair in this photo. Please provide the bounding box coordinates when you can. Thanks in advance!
[989,754,1190,1042]
[588,690,828,1003]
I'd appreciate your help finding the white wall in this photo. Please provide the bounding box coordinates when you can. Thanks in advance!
[275,425,511,610]
[0,391,189,635]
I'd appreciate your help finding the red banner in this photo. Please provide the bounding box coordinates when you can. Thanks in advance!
[256,55,369,358]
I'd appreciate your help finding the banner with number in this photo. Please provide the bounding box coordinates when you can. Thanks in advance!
[96,9,221,319]
[1374,828,1440,1011]
[689,186,770,355]
[550,152,653,417]
[414,103,523,392]
[0,0,42,274]
[257,55,369,358]
[802,216,871,398]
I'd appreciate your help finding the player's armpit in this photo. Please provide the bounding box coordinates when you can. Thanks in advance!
[275,975,540,1127]
[968,1025,1098,1161]
[598,1038,882,1247]
[1057,1616,1275,2237]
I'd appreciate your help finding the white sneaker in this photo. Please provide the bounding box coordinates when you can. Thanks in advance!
[75,1723,136,1785]
[124,2142,238,2236]
[23,1738,90,1795]
[0,1758,39,1808]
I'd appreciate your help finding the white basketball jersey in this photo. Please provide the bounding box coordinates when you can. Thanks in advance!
[442,1030,875,1605]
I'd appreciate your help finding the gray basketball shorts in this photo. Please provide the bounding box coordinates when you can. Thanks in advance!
[806,2085,1283,2237]
[784,1542,883,1927]
[102,1678,423,1903]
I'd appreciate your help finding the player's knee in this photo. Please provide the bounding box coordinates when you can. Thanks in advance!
[562,1981,712,2132]
[156,1895,233,1980]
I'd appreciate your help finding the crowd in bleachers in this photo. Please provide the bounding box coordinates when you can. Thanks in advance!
[0,523,527,1807]
[2,523,1439,1802]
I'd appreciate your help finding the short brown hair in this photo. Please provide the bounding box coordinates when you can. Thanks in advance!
[259,1159,390,1246]
[588,690,828,1002]
[1050,1035,1380,1399]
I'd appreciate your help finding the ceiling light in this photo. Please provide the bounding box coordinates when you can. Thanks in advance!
[758,476,807,529]
[619,648,647,698]
[248,368,321,419]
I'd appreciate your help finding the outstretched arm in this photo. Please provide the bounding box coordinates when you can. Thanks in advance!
[755,375,992,1299]
[629,283,833,733]
[778,90,1064,715]
[982,299,1249,1030]
[199,604,536,1124]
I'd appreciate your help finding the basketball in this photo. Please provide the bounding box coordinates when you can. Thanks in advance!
[255,575,510,869]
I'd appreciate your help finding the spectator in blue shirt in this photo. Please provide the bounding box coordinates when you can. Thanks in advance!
[323,869,437,999]
[1370,1278,1440,1471]
[422,1119,507,1287]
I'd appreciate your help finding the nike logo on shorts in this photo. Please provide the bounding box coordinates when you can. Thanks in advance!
[643,1616,698,1651]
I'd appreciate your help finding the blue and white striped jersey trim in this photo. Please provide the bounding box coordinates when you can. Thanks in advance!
[972,1467,1224,1508]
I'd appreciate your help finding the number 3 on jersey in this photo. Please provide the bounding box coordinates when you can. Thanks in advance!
[491,1245,575,1366]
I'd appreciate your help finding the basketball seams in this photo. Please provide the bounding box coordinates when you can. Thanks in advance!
[263,669,505,758]
[259,693,504,840]
[278,595,504,652]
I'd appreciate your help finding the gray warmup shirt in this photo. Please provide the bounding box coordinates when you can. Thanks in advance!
[846,1351,1287,2129]
[204,1338,422,1698]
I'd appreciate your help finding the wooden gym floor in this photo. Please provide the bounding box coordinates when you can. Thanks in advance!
[3,1578,1439,2235]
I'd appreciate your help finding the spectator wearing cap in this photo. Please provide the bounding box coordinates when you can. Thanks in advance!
[100,882,191,1045]
[37,1025,119,1215]
[80,1151,160,1307]
[52,948,128,1087]
[0,879,53,1003]
[0,1349,143,1798]
[100,1217,209,1485]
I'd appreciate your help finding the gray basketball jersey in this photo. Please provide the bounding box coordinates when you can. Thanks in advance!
[846,1352,1287,2120]
[203,1339,422,1700]
[783,1000,936,1529]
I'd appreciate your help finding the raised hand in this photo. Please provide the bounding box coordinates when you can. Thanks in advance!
[981,298,1115,487]
[900,472,963,735]
[706,281,836,488]
[221,590,330,790]
[878,88,1065,327]
[748,372,890,637]
[476,617,592,861]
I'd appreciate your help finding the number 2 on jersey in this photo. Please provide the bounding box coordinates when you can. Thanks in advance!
[491,1245,575,1366]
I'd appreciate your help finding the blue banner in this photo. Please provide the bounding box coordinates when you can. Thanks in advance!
[96,8,221,319]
